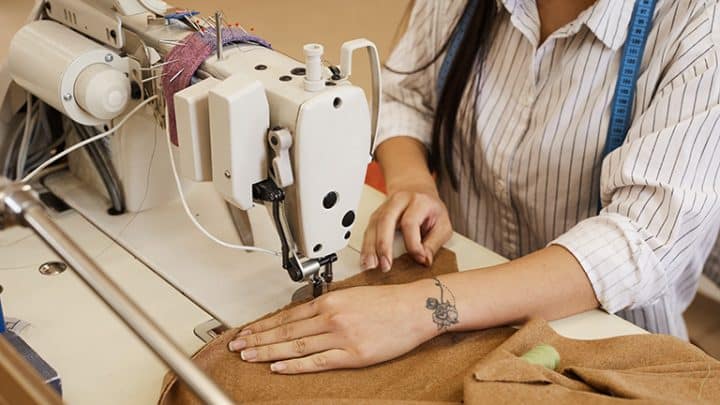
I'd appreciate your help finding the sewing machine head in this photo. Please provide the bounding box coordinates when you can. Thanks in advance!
[4,0,381,296]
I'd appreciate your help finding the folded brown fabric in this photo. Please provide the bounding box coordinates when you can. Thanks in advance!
[159,248,720,404]
[469,319,720,404]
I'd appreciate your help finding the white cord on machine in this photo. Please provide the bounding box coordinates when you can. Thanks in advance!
[21,96,160,183]
[22,93,278,255]
[164,123,280,256]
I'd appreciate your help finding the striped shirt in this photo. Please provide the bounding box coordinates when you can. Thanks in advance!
[377,0,720,338]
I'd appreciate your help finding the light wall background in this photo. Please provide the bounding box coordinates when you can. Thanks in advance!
[1,0,412,96]
[173,0,411,95]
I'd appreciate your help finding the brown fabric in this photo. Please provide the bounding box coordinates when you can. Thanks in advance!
[159,248,720,404]
[159,249,508,404]
[469,319,720,404]
[684,292,720,359]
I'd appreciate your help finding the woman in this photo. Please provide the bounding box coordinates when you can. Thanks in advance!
[229,0,720,374]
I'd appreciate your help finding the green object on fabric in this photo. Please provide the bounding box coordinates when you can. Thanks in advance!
[520,344,560,370]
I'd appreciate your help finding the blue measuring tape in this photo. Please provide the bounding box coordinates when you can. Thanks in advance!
[603,0,657,159]
[437,0,657,212]
[599,0,657,212]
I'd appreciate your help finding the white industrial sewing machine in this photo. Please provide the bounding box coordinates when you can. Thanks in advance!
[5,0,381,295]
[0,0,380,402]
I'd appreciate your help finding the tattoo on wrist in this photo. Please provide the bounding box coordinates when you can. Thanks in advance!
[425,277,459,331]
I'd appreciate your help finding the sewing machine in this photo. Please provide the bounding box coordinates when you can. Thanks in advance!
[0,1,649,404]
[0,0,382,402]
[4,0,381,296]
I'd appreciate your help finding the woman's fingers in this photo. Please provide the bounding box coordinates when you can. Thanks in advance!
[240,300,318,335]
[361,190,453,271]
[373,194,411,272]
[360,215,379,270]
[236,334,336,363]
[421,214,452,266]
[229,315,329,352]
[399,197,434,265]
[269,349,354,375]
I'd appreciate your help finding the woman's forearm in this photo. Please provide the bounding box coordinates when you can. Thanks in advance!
[375,140,598,330]
[375,137,436,195]
[401,245,600,337]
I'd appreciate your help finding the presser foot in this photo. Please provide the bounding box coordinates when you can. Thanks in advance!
[290,264,334,302]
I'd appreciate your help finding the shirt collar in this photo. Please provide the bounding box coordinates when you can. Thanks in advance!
[582,0,636,50]
[494,0,636,51]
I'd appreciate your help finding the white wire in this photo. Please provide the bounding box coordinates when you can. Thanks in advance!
[165,120,280,256]
[21,96,159,183]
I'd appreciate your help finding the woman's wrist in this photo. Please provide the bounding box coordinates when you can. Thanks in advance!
[393,278,456,342]
[375,136,438,197]
[385,174,439,197]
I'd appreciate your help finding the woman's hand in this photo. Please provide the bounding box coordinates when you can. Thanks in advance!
[228,282,437,374]
[365,136,453,271]
[361,185,453,272]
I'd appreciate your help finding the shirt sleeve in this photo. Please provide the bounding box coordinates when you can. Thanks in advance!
[552,4,720,313]
[375,1,452,151]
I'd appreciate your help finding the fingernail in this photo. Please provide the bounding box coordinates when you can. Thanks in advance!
[413,253,426,265]
[360,254,371,270]
[380,256,391,272]
[240,349,257,361]
[362,254,378,270]
[271,362,287,372]
[228,339,246,352]
[239,329,252,336]
[425,247,434,266]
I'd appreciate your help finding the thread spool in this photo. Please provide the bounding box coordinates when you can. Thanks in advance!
[520,344,560,370]
[303,43,324,92]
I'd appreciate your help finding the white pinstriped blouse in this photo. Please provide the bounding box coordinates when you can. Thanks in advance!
[376,0,720,337]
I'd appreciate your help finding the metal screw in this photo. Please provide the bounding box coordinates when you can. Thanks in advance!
[104,53,114,62]
[224,170,231,179]
[63,93,73,101]
[38,261,67,276]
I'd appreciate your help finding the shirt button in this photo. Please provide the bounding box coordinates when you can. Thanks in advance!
[495,179,506,194]
[518,93,531,107]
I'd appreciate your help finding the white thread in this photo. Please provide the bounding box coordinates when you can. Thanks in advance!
[23,93,279,256]
[21,96,159,183]
[165,122,280,256]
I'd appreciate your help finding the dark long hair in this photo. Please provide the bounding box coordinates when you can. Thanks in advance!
[386,1,497,189]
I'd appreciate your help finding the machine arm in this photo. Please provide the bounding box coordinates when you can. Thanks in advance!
[0,177,234,405]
